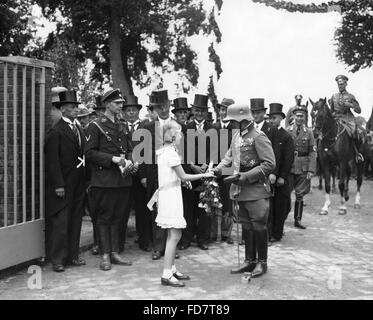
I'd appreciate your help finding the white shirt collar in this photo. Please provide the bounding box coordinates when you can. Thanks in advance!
[62,116,75,126]
[255,121,264,130]
[158,117,170,127]
[194,119,205,127]
[221,120,230,128]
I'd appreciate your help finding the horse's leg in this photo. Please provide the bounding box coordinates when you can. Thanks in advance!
[338,163,347,215]
[317,159,323,190]
[344,163,351,202]
[320,168,331,215]
[331,166,337,194]
[354,162,363,209]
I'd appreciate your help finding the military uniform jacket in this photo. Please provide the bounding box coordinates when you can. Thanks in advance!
[330,91,360,119]
[44,118,86,216]
[85,115,132,188]
[271,127,295,179]
[287,124,316,175]
[216,128,276,201]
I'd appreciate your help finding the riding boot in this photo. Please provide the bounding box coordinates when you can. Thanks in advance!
[294,201,306,229]
[110,224,132,266]
[230,229,257,274]
[98,225,111,271]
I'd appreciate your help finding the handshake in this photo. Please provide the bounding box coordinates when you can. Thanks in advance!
[112,155,139,177]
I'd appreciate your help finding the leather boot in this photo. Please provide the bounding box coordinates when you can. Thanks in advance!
[98,225,111,255]
[255,228,268,262]
[251,260,267,278]
[110,252,132,266]
[100,253,111,271]
[231,230,257,274]
[294,201,306,229]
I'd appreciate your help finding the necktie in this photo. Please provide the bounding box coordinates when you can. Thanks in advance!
[129,124,135,134]
[296,126,301,136]
[197,123,203,132]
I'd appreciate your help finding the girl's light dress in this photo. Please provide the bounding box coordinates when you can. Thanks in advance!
[155,145,187,229]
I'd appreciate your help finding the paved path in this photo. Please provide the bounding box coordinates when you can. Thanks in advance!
[1,178,373,300]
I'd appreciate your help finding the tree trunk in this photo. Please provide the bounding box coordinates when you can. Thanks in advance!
[109,6,132,96]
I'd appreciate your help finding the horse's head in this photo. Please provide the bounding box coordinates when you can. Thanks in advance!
[309,97,329,137]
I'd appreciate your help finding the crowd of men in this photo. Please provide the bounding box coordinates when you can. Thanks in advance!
[45,75,365,276]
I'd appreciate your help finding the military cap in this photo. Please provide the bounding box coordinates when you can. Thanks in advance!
[224,104,254,122]
[335,74,349,82]
[102,88,125,103]
[292,105,308,115]
[216,97,235,109]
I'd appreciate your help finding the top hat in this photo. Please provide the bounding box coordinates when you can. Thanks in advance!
[102,88,125,103]
[191,94,209,110]
[268,103,286,119]
[148,90,169,109]
[77,107,92,118]
[250,98,266,112]
[53,90,81,108]
[123,95,142,110]
[172,97,189,114]
[335,74,348,82]
[224,104,253,122]
[292,105,308,115]
[51,87,68,105]
[216,97,235,109]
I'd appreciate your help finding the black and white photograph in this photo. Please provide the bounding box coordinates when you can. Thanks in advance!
[1,0,373,304]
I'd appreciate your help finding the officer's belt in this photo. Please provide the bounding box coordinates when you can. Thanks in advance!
[240,162,260,172]
[294,151,309,157]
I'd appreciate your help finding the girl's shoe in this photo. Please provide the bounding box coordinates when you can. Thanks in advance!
[173,271,190,280]
[161,276,185,287]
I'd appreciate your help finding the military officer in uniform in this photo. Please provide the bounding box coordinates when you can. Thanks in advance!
[267,103,295,241]
[45,89,86,272]
[214,104,275,278]
[287,106,316,229]
[285,95,310,128]
[121,95,152,252]
[329,74,363,162]
[85,88,134,271]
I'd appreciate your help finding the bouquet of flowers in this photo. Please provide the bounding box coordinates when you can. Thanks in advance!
[198,163,222,216]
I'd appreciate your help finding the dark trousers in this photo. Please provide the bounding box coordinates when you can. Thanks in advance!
[268,183,291,240]
[193,192,212,245]
[87,187,98,246]
[179,187,195,246]
[132,176,152,248]
[90,187,131,253]
[289,173,311,201]
[238,199,269,261]
[45,184,85,265]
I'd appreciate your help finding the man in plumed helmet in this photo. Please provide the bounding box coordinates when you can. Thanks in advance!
[214,104,275,278]
[45,89,87,272]
[85,88,135,270]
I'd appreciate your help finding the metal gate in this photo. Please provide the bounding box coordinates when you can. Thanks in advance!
[0,56,53,270]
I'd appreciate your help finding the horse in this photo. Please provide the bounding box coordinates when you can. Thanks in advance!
[310,98,363,215]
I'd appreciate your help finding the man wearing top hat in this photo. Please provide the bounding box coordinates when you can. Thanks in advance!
[85,88,134,270]
[250,98,274,140]
[329,74,363,162]
[45,89,87,272]
[214,104,275,278]
[186,94,216,250]
[171,98,195,250]
[138,89,173,260]
[211,98,236,244]
[121,95,152,252]
[267,103,295,242]
[287,105,316,230]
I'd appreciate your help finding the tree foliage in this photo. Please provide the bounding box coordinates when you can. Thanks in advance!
[31,0,223,94]
[0,0,33,55]
[251,0,373,73]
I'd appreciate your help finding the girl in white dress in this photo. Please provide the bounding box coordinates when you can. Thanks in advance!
[156,120,213,287]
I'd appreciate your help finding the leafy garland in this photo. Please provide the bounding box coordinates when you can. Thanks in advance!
[198,177,223,216]
[251,0,343,13]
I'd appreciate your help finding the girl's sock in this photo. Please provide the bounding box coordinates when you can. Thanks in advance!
[162,269,173,279]
[171,265,177,274]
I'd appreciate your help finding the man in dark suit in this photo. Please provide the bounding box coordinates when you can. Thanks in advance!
[211,98,235,244]
[186,94,217,250]
[171,97,194,250]
[45,90,86,272]
[138,90,171,260]
[267,103,295,242]
[121,95,152,252]
[85,88,134,271]
[251,98,273,139]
